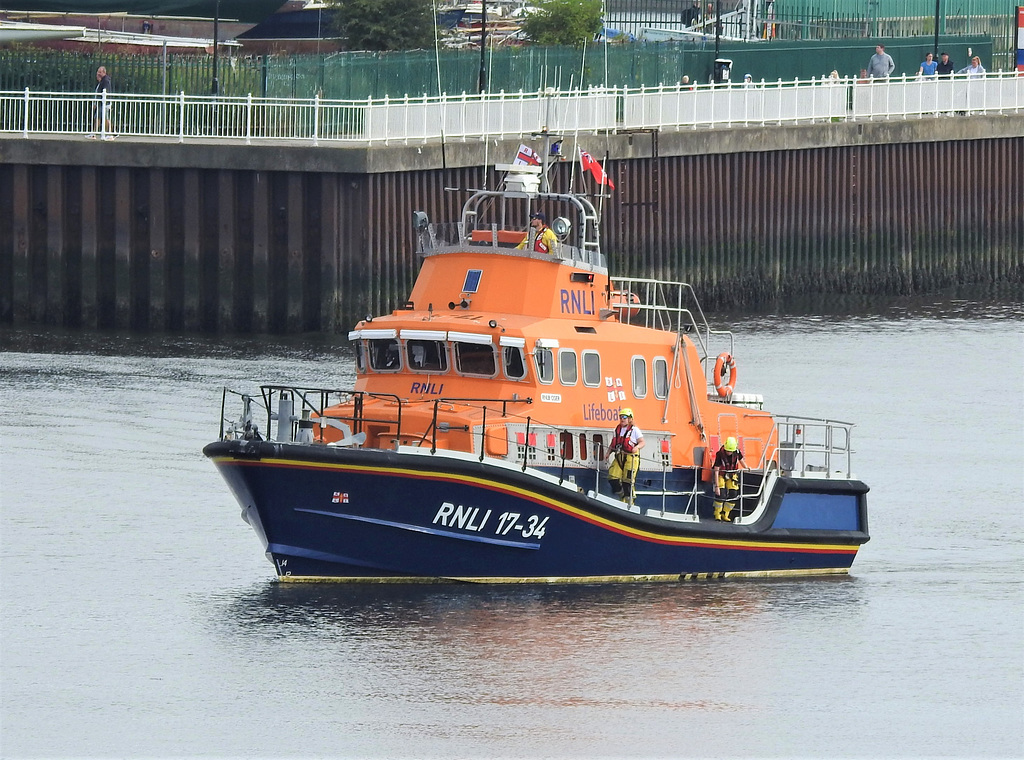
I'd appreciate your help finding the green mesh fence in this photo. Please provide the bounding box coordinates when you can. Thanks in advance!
[0,49,260,95]
[0,27,1008,100]
[773,0,1008,15]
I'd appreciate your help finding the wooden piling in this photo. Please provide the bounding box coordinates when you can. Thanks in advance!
[0,132,1020,335]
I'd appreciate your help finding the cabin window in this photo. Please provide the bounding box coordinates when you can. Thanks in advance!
[631,356,648,398]
[503,346,527,380]
[592,434,605,461]
[407,340,448,373]
[558,349,578,386]
[454,342,496,376]
[354,341,367,374]
[578,433,588,461]
[653,357,669,399]
[535,347,554,384]
[368,338,402,371]
[582,351,601,387]
[560,431,574,460]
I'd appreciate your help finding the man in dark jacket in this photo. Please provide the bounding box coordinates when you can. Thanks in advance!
[936,52,955,76]
[91,66,114,139]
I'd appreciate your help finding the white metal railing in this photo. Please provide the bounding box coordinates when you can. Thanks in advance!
[622,78,850,127]
[851,73,1024,118]
[2,73,1021,145]
[772,415,855,478]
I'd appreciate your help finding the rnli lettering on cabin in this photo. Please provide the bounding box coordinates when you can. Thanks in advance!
[411,381,444,395]
[559,289,596,315]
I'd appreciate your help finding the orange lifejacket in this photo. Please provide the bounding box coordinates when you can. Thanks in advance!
[611,423,637,453]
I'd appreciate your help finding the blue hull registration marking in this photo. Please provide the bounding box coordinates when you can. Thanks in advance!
[268,542,387,569]
[295,507,541,550]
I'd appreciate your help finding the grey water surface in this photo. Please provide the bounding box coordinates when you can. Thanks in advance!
[1,293,1022,759]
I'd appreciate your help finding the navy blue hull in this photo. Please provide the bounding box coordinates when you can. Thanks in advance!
[205,440,869,581]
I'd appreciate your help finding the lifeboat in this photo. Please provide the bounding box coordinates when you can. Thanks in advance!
[204,156,870,582]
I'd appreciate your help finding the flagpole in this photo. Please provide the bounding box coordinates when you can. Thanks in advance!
[478,0,487,93]
[540,131,551,194]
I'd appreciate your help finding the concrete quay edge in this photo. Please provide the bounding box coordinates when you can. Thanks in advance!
[1,114,1021,173]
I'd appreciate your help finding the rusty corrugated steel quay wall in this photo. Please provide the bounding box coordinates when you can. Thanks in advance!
[1,117,1021,333]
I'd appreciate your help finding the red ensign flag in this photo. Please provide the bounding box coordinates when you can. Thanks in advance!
[580,150,615,190]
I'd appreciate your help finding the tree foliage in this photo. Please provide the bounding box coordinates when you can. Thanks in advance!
[521,0,603,47]
[329,0,435,52]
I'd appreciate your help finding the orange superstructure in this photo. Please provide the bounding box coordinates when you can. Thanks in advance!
[324,178,777,475]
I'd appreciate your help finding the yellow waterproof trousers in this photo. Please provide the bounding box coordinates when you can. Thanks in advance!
[714,473,740,521]
[609,451,640,503]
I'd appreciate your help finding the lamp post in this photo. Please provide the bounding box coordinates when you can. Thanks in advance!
[212,0,221,95]
[714,0,721,60]
[933,0,940,57]
[478,1,488,93]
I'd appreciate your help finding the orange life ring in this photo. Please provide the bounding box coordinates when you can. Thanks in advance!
[713,352,737,397]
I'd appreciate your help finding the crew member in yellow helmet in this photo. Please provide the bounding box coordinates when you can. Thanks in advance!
[712,436,746,522]
[607,408,645,504]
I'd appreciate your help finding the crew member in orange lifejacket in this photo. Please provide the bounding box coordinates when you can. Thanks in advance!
[712,436,746,522]
[606,408,645,504]
[516,211,558,256]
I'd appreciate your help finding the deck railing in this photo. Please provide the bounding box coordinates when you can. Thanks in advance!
[3,73,1021,145]
[219,384,853,525]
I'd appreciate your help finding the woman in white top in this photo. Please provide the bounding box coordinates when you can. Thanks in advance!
[956,56,986,78]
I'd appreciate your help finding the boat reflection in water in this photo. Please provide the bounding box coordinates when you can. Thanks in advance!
[219,575,866,639]
[204,149,870,582]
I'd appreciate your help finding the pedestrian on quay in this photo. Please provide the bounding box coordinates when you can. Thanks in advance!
[936,52,955,76]
[957,56,985,78]
[867,44,895,78]
[918,52,938,76]
[90,65,114,139]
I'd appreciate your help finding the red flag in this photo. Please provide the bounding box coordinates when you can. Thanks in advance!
[580,150,615,190]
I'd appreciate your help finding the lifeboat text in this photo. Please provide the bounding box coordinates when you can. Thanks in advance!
[559,289,596,315]
[583,403,622,421]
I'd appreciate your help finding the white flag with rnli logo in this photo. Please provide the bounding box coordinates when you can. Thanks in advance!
[513,144,541,166]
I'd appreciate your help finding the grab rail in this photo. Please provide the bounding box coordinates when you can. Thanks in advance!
[217,387,855,521]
